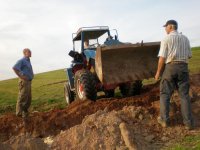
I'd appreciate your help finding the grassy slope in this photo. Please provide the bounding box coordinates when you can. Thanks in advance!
[0,69,67,114]
[188,47,200,74]
[168,135,200,150]
[0,47,199,114]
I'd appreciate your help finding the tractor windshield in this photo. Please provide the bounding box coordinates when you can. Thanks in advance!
[74,31,109,53]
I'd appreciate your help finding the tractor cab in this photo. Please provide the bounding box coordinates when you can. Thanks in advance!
[71,26,120,61]
[72,26,119,52]
[68,26,120,73]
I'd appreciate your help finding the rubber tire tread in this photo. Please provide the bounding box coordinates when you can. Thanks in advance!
[120,80,142,97]
[64,82,75,104]
[75,70,97,101]
[104,89,115,98]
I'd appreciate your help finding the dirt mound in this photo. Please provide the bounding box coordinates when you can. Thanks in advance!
[4,135,49,150]
[51,100,200,150]
[51,106,159,150]
[0,142,12,150]
[0,74,199,149]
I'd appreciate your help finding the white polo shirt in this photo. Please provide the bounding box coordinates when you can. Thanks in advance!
[158,31,192,64]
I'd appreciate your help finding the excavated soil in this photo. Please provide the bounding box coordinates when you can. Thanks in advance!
[0,74,200,150]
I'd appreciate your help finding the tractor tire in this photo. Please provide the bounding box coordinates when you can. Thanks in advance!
[119,83,132,97]
[120,80,142,97]
[104,89,115,98]
[75,70,97,101]
[64,82,75,105]
[132,80,142,95]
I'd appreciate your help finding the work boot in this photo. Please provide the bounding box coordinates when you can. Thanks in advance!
[157,116,169,128]
[16,113,22,117]
[16,112,22,117]
[22,111,29,118]
[185,124,194,130]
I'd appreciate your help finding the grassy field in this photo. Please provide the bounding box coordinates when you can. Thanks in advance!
[188,47,200,74]
[168,135,200,150]
[0,69,67,114]
[0,47,200,115]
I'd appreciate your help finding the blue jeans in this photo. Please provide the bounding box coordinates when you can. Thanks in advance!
[160,63,193,126]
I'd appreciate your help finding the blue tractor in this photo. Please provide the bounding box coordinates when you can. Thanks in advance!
[64,26,160,104]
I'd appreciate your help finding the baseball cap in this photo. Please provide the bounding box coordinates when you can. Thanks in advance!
[163,20,178,27]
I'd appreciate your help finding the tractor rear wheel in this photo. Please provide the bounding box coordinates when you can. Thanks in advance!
[64,82,75,104]
[119,80,142,97]
[132,80,142,95]
[75,70,97,101]
[119,83,132,97]
[104,89,115,98]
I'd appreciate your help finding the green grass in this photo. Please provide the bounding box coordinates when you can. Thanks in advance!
[188,47,200,74]
[0,69,67,114]
[167,135,200,150]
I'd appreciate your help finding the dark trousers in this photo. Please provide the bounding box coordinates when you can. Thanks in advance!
[160,63,193,126]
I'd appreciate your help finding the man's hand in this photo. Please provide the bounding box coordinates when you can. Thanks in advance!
[13,68,28,81]
[20,75,28,81]
[155,71,160,81]
[155,56,166,81]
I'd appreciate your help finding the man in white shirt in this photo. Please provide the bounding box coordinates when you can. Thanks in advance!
[155,20,193,130]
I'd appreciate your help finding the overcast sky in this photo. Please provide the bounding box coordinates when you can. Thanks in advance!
[0,0,200,81]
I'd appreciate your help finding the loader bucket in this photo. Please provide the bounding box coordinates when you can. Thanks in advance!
[95,42,160,85]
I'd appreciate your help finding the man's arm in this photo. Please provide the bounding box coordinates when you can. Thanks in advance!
[187,38,192,59]
[155,37,168,80]
[13,68,28,80]
[13,59,28,80]
[155,56,166,80]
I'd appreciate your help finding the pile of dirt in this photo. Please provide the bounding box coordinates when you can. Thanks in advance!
[51,106,161,149]
[4,135,48,150]
[0,74,199,149]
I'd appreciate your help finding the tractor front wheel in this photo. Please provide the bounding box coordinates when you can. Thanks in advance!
[75,70,97,101]
[64,82,75,105]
